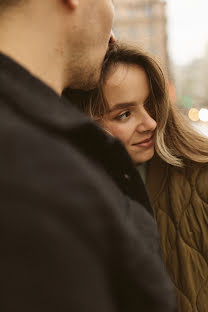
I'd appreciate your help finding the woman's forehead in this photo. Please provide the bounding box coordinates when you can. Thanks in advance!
[104,63,149,99]
[105,63,147,86]
[103,63,150,109]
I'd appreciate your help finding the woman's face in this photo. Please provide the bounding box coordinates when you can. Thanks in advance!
[100,63,157,165]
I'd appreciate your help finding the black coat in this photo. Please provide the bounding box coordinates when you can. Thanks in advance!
[0,53,176,312]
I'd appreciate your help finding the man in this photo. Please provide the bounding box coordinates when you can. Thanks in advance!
[0,1,176,311]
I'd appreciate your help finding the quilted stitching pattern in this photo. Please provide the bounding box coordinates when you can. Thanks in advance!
[153,165,208,312]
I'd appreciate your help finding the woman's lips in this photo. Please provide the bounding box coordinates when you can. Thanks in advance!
[132,136,154,148]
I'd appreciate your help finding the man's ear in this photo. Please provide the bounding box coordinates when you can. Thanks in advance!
[65,0,79,10]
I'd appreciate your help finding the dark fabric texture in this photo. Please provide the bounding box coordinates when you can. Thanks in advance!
[0,52,176,312]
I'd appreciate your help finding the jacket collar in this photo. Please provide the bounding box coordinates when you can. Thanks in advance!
[0,51,125,168]
[0,52,92,130]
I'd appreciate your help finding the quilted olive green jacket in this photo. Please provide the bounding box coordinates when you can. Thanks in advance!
[147,155,208,312]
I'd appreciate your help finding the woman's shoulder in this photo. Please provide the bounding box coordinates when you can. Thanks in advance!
[184,160,208,196]
[147,155,208,200]
[182,159,208,176]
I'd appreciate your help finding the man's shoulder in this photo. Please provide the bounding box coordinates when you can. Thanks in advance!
[0,96,114,187]
[0,97,176,312]
[0,95,125,216]
[0,96,128,249]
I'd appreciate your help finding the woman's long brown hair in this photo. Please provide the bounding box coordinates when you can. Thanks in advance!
[64,42,208,167]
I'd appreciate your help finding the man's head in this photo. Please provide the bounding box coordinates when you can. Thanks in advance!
[0,0,115,93]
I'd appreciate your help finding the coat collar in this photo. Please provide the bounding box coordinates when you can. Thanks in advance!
[0,52,91,130]
[0,51,125,164]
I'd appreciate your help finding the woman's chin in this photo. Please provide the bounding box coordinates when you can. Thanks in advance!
[131,148,155,165]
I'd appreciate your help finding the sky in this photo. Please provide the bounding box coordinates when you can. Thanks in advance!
[166,0,208,65]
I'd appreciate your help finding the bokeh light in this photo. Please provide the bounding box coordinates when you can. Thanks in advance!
[188,108,199,122]
[199,108,208,122]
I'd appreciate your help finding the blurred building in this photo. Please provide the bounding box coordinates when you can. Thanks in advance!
[172,44,208,137]
[172,44,208,110]
[113,0,169,75]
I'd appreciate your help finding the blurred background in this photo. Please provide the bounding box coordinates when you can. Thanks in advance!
[113,0,208,137]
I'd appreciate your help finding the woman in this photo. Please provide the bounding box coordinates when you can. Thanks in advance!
[64,42,208,312]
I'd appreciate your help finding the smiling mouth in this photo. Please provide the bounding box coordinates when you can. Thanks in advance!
[132,135,154,148]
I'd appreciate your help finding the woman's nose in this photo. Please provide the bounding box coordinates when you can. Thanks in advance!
[136,111,157,132]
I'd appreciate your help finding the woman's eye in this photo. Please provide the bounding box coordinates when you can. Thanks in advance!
[115,111,131,121]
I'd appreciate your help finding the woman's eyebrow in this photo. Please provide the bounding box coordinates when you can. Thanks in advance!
[109,102,136,113]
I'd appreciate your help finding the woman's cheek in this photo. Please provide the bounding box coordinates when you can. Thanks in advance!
[108,123,129,145]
